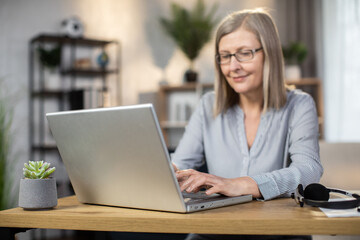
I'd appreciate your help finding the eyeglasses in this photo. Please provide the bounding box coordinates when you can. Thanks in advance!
[215,47,263,65]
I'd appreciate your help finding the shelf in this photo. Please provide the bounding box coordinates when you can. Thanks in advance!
[160,83,214,92]
[32,144,59,151]
[29,33,120,164]
[285,78,321,86]
[31,90,66,98]
[61,68,118,76]
[31,34,117,47]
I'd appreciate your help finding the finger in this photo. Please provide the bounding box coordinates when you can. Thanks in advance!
[205,185,220,195]
[172,163,179,172]
[176,170,197,185]
[184,175,209,193]
[176,172,189,181]
[175,169,196,179]
[191,185,207,193]
[205,178,237,197]
[181,175,199,192]
[204,178,228,196]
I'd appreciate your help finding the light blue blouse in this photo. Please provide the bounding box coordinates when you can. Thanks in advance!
[171,90,323,200]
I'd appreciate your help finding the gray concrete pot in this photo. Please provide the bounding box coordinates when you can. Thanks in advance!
[19,178,58,210]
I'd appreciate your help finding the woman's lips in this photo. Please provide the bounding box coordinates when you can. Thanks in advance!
[232,74,248,82]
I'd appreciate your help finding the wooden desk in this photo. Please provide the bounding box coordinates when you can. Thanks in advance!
[1,196,360,238]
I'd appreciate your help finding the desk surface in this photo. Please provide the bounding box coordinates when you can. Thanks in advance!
[0,196,359,235]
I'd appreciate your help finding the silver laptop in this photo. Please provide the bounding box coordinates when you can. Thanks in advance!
[46,104,252,213]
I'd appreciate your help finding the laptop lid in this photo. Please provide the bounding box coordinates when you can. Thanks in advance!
[47,104,252,213]
[47,104,187,212]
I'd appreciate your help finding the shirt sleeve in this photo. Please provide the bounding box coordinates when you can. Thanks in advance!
[170,94,209,170]
[251,93,324,200]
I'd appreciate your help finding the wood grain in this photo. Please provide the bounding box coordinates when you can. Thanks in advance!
[1,196,359,235]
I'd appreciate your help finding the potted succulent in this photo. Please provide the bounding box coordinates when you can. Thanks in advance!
[160,0,218,83]
[19,160,57,210]
[282,42,308,80]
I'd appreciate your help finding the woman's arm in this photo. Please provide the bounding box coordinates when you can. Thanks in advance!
[252,93,324,200]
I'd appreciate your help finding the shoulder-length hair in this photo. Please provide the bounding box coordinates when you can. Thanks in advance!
[214,8,286,116]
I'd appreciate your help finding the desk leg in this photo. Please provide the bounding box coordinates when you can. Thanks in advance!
[0,227,30,240]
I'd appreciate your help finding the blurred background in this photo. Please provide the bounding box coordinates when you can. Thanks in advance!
[0,0,359,239]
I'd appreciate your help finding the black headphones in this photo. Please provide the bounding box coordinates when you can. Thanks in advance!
[291,183,360,210]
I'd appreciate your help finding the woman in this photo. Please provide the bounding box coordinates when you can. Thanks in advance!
[172,8,323,205]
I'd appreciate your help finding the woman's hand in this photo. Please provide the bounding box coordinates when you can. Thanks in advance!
[175,169,262,198]
[172,163,179,172]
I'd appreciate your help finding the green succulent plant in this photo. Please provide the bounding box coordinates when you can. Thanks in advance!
[23,161,56,179]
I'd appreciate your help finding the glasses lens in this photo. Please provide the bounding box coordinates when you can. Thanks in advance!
[215,55,221,64]
[235,50,253,62]
[216,48,261,64]
[216,54,229,64]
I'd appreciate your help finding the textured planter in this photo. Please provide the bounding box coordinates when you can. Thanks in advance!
[285,64,301,80]
[19,178,58,210]
[184,69,198,83]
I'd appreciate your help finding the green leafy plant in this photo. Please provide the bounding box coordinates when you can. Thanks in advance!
[37,45,62,70]
[0,92,13,210]
[282,42,308,65]
[23,161,56,179]
[160,0,218,69]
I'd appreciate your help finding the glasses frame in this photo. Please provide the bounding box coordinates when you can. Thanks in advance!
[215,47,263,65]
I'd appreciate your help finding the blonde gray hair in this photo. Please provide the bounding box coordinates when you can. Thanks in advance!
[214,8,286,115]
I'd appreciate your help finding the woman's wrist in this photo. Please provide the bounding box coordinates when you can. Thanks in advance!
[234,176,262,198]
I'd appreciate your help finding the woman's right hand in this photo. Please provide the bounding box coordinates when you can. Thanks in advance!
[175,169,262,198]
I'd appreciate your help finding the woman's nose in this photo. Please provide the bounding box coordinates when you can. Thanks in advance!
[228,55,242,71]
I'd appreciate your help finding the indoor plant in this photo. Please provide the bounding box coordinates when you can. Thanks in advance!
[160,0,218,82]
[19,160,57,209]
[0,86,13,210]
[37,45,62,89]
[37,45,62,70]
[282,41,308,80]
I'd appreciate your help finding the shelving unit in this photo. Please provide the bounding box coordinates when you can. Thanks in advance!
[28,34,120,166]
[158,78,323,148]
[157,83,213,149]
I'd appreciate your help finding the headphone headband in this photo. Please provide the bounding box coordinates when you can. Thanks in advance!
[291,183,360,210]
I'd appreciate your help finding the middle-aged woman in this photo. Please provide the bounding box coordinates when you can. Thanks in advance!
[172,8,323,210]
[171,8,323,240]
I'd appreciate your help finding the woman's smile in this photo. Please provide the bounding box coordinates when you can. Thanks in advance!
[231,73,249,82]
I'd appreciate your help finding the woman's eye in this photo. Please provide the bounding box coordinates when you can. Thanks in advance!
[220,55,230,60]
[237,51,251,57]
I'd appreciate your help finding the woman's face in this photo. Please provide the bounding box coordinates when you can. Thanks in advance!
[218,27,264,98]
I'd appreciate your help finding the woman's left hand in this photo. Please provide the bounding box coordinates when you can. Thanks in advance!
[175,169,262,198]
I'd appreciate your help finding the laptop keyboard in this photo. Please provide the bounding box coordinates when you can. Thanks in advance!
[182,191,224,203]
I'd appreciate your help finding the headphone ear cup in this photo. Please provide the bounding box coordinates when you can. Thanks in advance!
[304,183,330,201]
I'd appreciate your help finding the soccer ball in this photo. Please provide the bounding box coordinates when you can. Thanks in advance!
[61,17,84,38]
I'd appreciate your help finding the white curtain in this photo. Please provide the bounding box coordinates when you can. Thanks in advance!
[322,0,360,142]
